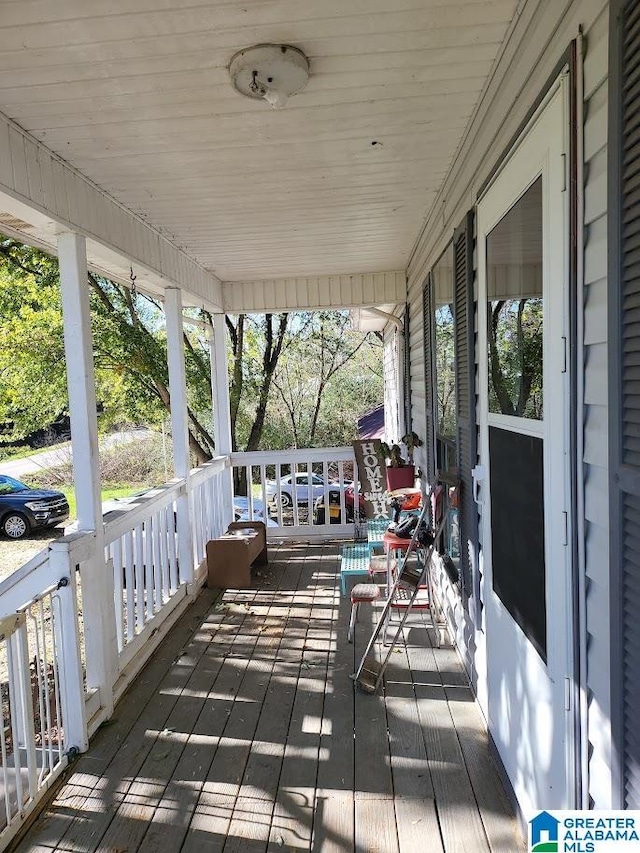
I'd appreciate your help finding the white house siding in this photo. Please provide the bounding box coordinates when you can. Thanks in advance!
[582,3,611,809]
[404,0,611,810]
[221,271,406,314]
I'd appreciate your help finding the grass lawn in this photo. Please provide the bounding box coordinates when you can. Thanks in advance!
[60,484,136,522]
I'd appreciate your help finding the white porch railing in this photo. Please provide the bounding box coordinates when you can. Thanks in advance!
[189,456,232,579]
[0,446,357,848]
[104,480,186,686]
[0,456,234,850]
[0,542,85,850]
[231,447,362,540]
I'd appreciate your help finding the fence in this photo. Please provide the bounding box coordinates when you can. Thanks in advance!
[0,544,84,849]
[0,457,233,849]
[0,447,358,847]
[230,447,361,540]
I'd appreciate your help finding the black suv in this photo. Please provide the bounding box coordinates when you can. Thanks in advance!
[0,474,69,539]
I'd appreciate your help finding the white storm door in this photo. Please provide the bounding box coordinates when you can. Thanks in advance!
[476,82,573,813]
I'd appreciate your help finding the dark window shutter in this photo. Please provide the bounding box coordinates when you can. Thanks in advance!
[422,273,436,486]
[610,0,640,809]
[453,211,478,602]
[403,304,412,434]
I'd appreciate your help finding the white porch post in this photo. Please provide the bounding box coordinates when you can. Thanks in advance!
[58,232,116,716]
[210,313,233,455]
[210,313,234,524]
[164,287,194,587]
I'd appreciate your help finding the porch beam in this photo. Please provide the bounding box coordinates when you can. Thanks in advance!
[164,287,194,587]
[0,110,222,310]
[221,271,406,313]
[57,231,116,716]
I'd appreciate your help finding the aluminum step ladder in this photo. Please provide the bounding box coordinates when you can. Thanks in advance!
[352,498,448,694]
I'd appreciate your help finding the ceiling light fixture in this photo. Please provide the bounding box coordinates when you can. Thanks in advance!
[229,44,309,110]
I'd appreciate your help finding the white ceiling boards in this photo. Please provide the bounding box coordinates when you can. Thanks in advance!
[0,0,520,284]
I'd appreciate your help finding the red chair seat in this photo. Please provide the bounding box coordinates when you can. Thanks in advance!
[383,531,415,553]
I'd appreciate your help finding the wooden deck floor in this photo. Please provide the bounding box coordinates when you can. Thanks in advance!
[15,543,525,853]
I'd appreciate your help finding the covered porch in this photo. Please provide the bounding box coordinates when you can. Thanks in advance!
[13,542,523,853]
[1,0,626,839]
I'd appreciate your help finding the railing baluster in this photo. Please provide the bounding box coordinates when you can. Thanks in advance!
[247,465,254,519]
[6,630,25,814]
[353,459,362,527]
[213,478,220,539]
[158,508,168,604]
[259,464,267,525]
[305,462,313,527]
[195,484,204,564]
[32,601,52,784]
[144,520,153,623]
[191,484,202,568]
[124,531,135,643]
[275,463,283,527]
[134,523,144,633]
[338,461,347,524]
[168,501,178,593]
[153,513,162,613]
[47,599,64,765]
[322,460,330,527]
[292,460,300,527]
[111,539,124,652]
[0,643,12,828]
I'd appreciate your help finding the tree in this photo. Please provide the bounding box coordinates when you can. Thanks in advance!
[0,236,214,461]
[271,312,383,448]
[434,303,456,437]
[488,297,543,419]
[0,235,385,475]
[225,313,289,454]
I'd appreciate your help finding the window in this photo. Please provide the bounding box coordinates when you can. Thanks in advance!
[432,244,460,562]
[486,177,543,421]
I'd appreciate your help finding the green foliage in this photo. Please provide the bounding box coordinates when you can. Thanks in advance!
[380,433,422,467]
[0,236,214,460]
[269,311,383,448]
[0,245,68,439]
[435,304,456,438]
[0,235,384,460]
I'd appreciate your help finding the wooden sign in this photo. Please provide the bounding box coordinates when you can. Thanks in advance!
[352,439,388,520]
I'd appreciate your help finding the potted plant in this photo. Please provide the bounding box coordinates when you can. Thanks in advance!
[380,432,423,491]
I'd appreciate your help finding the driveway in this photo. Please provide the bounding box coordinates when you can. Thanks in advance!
[0,428,153,478]
[0,429,154,579]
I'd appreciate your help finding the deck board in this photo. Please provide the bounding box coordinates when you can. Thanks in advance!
[268,550,332,852]
[312,549,354,853]
[15,543,524,853]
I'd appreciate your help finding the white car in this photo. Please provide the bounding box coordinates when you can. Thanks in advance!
[233,495,277,527]
[264,473,327,508]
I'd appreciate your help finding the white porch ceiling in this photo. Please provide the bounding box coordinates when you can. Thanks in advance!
[0,0,520,285]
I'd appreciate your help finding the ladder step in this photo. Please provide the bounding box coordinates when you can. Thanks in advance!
[399,564,422,588]
[356,656,381,693]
